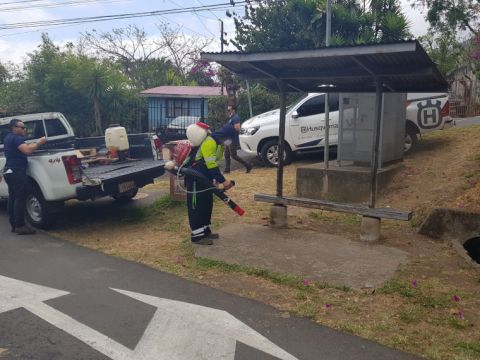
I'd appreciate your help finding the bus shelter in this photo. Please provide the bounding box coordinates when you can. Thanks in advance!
[201,40,448,240]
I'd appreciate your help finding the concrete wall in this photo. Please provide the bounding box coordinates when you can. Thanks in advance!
[296,162,402,203]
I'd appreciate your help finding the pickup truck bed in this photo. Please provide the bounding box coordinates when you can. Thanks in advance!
[77,159,165,200]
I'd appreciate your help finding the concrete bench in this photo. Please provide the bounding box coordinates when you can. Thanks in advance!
[254,193,412,221]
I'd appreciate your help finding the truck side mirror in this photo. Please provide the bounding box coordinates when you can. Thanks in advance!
[292,110,299,119]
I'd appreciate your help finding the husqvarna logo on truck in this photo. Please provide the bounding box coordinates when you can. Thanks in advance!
[417,99,442,129]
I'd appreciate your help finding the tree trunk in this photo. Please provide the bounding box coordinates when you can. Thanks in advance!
[93,98,102,135]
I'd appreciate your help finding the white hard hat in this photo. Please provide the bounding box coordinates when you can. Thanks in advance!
[186,122,209,146]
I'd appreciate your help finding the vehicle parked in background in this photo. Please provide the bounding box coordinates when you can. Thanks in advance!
[157,115,200,143]
[240,92,452,166]
[0,112,164,229]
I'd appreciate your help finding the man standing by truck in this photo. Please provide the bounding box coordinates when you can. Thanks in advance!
[3,119,46,235]
[224,105,252,174]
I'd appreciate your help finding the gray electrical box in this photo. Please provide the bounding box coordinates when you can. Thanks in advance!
[338,93,406,168]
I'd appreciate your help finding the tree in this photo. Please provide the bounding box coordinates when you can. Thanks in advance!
[411,0,479,36]
[230,0,411,52]
[68,56,133,135]
[81,25,171,89]
[155,22,212,78]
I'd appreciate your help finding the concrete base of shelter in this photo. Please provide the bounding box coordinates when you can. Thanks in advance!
[194,224,410,289]
[296,161,403,203]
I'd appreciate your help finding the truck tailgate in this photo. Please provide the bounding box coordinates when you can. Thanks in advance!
[82,159,165,184]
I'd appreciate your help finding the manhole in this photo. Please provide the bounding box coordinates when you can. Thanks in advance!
[463,237,480,264]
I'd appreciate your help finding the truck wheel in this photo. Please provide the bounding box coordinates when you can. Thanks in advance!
[260,140,293,167]
[112,188,138,202]
[404,126,418,153]
[25,188,58,229]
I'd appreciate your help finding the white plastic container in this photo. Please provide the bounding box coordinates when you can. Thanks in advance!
[105,126,129,151]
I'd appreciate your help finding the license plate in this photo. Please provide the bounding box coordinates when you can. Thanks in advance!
[118,180,135,193]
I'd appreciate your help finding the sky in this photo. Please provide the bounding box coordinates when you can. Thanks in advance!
[0,0,429,65]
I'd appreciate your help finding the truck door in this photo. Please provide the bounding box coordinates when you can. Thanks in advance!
[289,94,339,150]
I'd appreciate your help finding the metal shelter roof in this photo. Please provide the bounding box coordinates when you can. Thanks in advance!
[201,40,448,93]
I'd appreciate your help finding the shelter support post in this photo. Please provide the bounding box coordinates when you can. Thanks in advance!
[362,77,383,241]
[270,79,288,228]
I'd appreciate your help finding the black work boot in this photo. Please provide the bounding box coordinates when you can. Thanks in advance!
[192,238,213,245]
[15,225,36,235]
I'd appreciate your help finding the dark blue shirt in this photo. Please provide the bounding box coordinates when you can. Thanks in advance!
[227,114,241,145]
[4,133,27,171]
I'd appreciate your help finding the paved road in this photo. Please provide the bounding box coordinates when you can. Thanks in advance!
[0,210,421,360]
[453,116,480,128]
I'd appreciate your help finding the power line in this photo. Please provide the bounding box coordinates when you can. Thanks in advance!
[0,0,126,12]
[0,0,46,6]
[0,2,248,30]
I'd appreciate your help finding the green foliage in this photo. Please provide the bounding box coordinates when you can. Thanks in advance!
[206,95,228,130]
[419,32,464,76]
[411,0,479,35]
[231,0,411,52]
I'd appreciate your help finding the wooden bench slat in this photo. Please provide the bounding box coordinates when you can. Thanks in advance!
[254,194,412,221]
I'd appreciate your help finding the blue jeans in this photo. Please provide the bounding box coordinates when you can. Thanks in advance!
[4,170,28,228]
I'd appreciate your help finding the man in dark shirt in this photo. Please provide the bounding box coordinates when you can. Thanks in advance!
[3,119,46,235]
[224,105,252,174]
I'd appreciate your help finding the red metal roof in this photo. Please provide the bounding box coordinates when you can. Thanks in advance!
[140,86,224,97]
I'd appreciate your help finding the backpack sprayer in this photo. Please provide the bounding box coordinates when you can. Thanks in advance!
[164,140,245,216]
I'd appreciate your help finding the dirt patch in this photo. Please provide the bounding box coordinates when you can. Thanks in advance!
[52,125,480,360]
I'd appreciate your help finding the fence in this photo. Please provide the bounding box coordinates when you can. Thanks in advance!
[449,101,480,117]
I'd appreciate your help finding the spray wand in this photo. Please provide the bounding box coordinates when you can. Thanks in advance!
[164,161,245,216]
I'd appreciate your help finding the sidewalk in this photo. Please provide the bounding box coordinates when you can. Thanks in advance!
[195,223,410,289]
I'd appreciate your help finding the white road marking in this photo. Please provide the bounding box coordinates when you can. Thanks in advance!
[0,275,298,360]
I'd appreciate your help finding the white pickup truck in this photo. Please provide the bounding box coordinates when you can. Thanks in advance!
[240,92,453,166]
[0,112,165,229]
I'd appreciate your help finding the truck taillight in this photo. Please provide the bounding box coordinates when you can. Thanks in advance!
[153,136,162,150]
[441,101,450,117]
[62,155,82,184]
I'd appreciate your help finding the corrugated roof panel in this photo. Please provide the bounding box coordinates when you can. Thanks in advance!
[201,40,447,93]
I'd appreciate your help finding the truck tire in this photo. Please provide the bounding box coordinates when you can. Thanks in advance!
[25,187,58,230]
[112,187,138,202]
[404,125,418,153]
[260,139,293,167]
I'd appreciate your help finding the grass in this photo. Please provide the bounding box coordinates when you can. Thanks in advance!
[455,342,480,357]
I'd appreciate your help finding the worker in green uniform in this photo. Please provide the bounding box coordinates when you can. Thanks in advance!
[185,122,235,245]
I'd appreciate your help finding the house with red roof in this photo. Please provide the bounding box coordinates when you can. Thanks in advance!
[139,86,224,136]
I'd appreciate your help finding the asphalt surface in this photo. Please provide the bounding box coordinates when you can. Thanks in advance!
[0,208,421,360]
[453,116,480,128]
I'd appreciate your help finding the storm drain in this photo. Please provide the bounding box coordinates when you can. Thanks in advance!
[463,237,480,264]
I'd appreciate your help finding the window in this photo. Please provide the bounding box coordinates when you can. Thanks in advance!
[45,118,68,137]
[328,93,340,112]
[24,120,45,140]
[0,124,9,146]
[297,95,325,117]
[167,99,190,118]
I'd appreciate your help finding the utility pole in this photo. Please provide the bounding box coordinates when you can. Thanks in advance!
[324,0,332,171]
[219,20,224,53]
[220,20,224,95]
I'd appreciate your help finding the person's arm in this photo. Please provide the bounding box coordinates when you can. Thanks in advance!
[232,115,241,133]
[201,140,230,186]
[18,137,46,155]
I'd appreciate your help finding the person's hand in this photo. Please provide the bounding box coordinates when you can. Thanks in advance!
[38,137,47,146]
[222,180,233,191]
